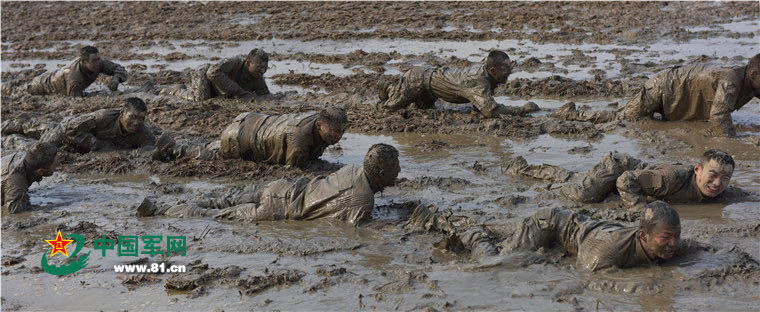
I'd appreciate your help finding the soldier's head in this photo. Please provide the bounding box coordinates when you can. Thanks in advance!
[120,97,148,134]
[246,48,269,79]
[747,53,760,97]
[485,50,512,84]
[316,107,348,145]
[638,201,681,260]
[694,149,734,198]
[80,46,102,73]
[24,142,59,178]
[363,143,401,193]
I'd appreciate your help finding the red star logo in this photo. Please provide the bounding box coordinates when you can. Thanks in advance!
[46,230,74,258]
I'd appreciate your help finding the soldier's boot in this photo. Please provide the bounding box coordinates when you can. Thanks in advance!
[1,113,31,135]
[377,80,390,102]
[136,198,168,217]
[151,133,177,161]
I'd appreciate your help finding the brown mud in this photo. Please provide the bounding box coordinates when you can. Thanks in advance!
[2,1,760,311]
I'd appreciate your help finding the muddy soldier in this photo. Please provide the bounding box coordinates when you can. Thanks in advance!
[138,143,401,225]
[152,107,347,169]
[377,50,539,118]
[552,54,760,136]
[24,46,127,97]
[2,142,60,214]
[158,48,270,101]
[504,149,744,210]
[411,201,681,271]
[2,97,156,153]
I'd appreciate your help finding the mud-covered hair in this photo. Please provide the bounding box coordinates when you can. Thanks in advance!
[317,106,348,128]
[80,46,99,60]
[247,48,269,63]
[363,143,399,178]
[699,149,734,169]
[123,97,147,113]
[748,53,760,73]
[639,201,680,234]
[486,50,510,69]
[24,142,58,171]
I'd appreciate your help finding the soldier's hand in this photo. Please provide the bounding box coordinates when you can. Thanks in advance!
[107,77,120,92]
[239,92,256,103]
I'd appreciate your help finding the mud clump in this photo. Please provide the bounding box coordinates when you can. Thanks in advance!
[396,176,472,190]
[237,269,305,295]
[165,261,244,298]
[56,221,119,248]
[118,274,161,290]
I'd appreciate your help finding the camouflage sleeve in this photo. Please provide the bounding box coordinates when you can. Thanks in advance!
[136,124,157,148]
[67,80,86,97]
[206,59,248,98]
[252,77,270,96]
[616,169,681,210]
[283,126,312,168]
[460,84,499,118]
[63,113,100,151]
[101,59,128,82]
[709,81,738,136]
[3,175,33,214]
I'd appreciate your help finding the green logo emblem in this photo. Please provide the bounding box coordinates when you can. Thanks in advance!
[41,230,90,276]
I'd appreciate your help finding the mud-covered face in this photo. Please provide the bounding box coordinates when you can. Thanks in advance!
[377,158,401,192]
[82,53,103,73]
[641,224,681,260]
[488,61,512,84]
[247,58,268,79]
[120,110,146,134]
[317,121,346,145]
[694,159,733,198]
[35,154,60,177]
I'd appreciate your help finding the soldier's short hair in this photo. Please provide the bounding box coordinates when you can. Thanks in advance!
[24,142,58,171]
[700,149,734,169]
[317,106,348,128]
[486,50,510,69]
[748,53,760,72]
[123,97,147,113]
[639,201,680,234]
[80,46,99,60]
[364,143,399,178]
[247,48,269,63]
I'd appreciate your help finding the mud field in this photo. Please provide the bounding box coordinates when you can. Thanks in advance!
[1,1,760,311]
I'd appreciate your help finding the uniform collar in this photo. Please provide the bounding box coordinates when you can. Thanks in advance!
[634,234,658,266]
[688,171,705,202]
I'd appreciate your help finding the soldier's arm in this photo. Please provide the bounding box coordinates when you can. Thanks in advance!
[616,169,677,210]
[3,176,33,214]
[135,124,157,148]
[252,77,270,96]
[206,59,249,98]
[461,86,500,118]
[64,113,106,152]
[709,81,739,137]
[67,80,87,97]
[101,59,128,82]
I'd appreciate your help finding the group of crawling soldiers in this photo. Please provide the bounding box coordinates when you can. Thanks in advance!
[2,45,759,272]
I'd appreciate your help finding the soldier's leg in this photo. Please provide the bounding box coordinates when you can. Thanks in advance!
[380,67,427,112]
[618,78,662,120]
[550,102,618,123]
[503,156,576,183]
[152,133,218,161]
[1,113,42,137]
[499,208,564,253]
[1,134,37,152]
[25,73,53,95]
[136,198,214,218]
[558,152,648,203]
[212,203,285,222]
[197,184,263,210]
[460,227,498,257]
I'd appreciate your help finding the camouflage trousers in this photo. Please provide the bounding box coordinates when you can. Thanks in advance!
[160,64,213,102]
[1,116,66,147]
[381,67,437,111]
[158,185,282,222]
[504,152,651,203]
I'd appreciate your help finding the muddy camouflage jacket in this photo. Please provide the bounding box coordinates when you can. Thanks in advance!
[206,57,269,98]
[29,57,127,97]
[64,109,155,152]
[646,64,754,135]
[429,65,501,117]
[1,152,41,214]
[245,164,374,224]
[616,165,746,210]
[239,112,328,168]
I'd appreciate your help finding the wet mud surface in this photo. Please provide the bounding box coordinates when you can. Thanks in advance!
[2,1,760,311]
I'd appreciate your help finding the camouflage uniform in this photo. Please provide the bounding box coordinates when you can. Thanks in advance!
[219,111,330,168]
[1,152,42,213]
[460,208,656,271]
[26,57,127,97]
[380,65,527,118]
[155,164,375,225]
[552,64,755,136]
[505,153,750,209]
[162,57,269,101]
[1,109,155,153]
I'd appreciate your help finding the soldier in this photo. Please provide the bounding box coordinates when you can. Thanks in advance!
[137,143,401,225]
[377,50,539,118]
[152,107,347,170]
[156,48,270,102]
[2,142,60,213]
[24,45,127,97]
[410,201,681,271]
[2,97,156,153]
[551,54,760,136]
[504,149,746,209]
